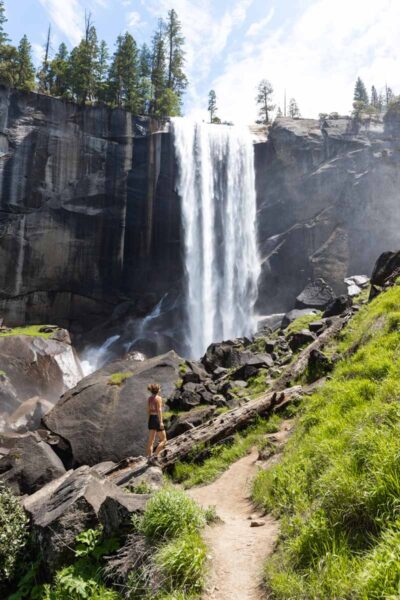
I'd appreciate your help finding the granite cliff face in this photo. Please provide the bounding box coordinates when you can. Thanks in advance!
[0,86,182,344]
[255,115,400,313]
[1,86,400,342]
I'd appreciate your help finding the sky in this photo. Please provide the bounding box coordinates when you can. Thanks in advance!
[4,0,400,123]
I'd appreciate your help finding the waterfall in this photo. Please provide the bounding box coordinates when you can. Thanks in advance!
[172,118,261,358]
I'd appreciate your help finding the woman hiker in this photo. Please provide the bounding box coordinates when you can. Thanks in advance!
[147,383,167,458]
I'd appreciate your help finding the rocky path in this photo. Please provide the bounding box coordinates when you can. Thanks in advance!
[188,422,293,600]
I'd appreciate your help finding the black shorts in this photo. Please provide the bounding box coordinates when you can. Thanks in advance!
[148,415,164,432]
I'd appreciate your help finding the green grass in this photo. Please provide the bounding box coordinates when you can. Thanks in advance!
[285,312,322,336]
[251,283,400,599]
[0,370,5,377]
[0,325,55,339]
[171,414,281,488]
[107,371,133,386]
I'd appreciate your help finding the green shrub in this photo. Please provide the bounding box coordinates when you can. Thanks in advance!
[0,483,29,582]
[155,532,206,594]
[141,488,206,540]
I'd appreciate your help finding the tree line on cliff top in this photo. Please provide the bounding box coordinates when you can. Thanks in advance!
[0,0,187,117]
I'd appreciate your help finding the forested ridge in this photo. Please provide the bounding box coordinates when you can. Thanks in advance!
[0,0,187,117]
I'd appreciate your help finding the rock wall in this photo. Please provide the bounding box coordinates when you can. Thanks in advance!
[1,86,400,337]
[255,116,400,313]
[0,86,182,339]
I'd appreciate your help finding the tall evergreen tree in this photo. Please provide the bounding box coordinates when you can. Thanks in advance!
[150,20,167,116]
[0,0,9,45]
[138,43,152,114]
[208,89,217,123]
[108,32,140,112]
[49,42,70,98]
[256,79,275,124]
[96,40,109,103]
[370,85,379,108]
[0,0,18,87]
[69,15,100,104]
[15,35,35,91]
[385,84,394,107]
[165,9,187,105]
[288,97,301,118]
[37,25,52,94]
[353,77,369,105]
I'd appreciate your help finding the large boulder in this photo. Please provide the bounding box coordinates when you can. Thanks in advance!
[201,341,242,372]
[23,467,147,573]
[295,279,335,310]
[43,351,182,465]
[0,331,83,404]
[323,295,352,318]
[0,431,66,495]
[0,372,20,413]
[281,308,320,330]
[371,251,400,286]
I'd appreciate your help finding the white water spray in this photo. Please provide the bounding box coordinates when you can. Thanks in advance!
[172,118,261,358]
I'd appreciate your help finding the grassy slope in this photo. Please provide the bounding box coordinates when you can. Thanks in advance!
[0,325,54,339]
[252,283,400,599]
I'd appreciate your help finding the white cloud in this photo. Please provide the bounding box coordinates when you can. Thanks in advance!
[37,0,83,46]
[127,10,142,28]
[246,7,274,37]
[121,0,132,5]
[210,0,400,124]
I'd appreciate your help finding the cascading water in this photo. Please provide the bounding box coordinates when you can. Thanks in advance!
[172,118,261,358]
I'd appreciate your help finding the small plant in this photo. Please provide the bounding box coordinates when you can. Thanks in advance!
[141,488,206,540]
[179,363,188,376]
[127,481,153,495]
[108,372,133,386]
[0,483,29,582]
[154,532,207,594]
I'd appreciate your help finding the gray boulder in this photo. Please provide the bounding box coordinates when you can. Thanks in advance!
[0,431,66,495]
[0,372,20,413]
[23,467,147,573]
[295,279,335,310]
[6,396,53,432]
[43,350,182,465]
[0,333,83,404]
[323,295,352,318]
[288,330,316,352]
[167,406,216,438]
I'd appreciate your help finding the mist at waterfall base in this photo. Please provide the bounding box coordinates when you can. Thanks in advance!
[80,119,261,373]
[173,118,261,359]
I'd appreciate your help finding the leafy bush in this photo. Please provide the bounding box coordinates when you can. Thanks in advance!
[252,283,400,598]
[0,483,29,582]
[141,488,206,540]
[155,532,206,594]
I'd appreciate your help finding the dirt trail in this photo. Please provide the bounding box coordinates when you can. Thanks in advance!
[188,423,293,600]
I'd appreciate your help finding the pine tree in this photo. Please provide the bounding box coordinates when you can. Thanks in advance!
[108,32,140,112]
[370,85,379,108]
[49,43,70,98]
[385,84,394,107]
[15,35,35,91]
[150,20,167,116]
[69,14,100,104]
[276,106,283,118]
[0,0,9,46]
[353,77,369,105]
[208,90,217,123]
[256,79,275,124]
[138,43,152,114]
[37,25,52,94]
[288,97,301,118]
[165,9,187,107]
[96,40,109,103]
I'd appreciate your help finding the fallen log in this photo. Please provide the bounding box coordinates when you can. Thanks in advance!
[271,312,352,391]
[111,386,303,485]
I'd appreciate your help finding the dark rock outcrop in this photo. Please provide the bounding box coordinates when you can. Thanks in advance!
[43,350,182,465]
[295,279,335,310]
[255,117,400,314]
[323,295,353,318]
[23,467,147,573]
[281,309,320,329]
[0,86,182,342]
[371,251,400,286]
[0,431,66,494]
